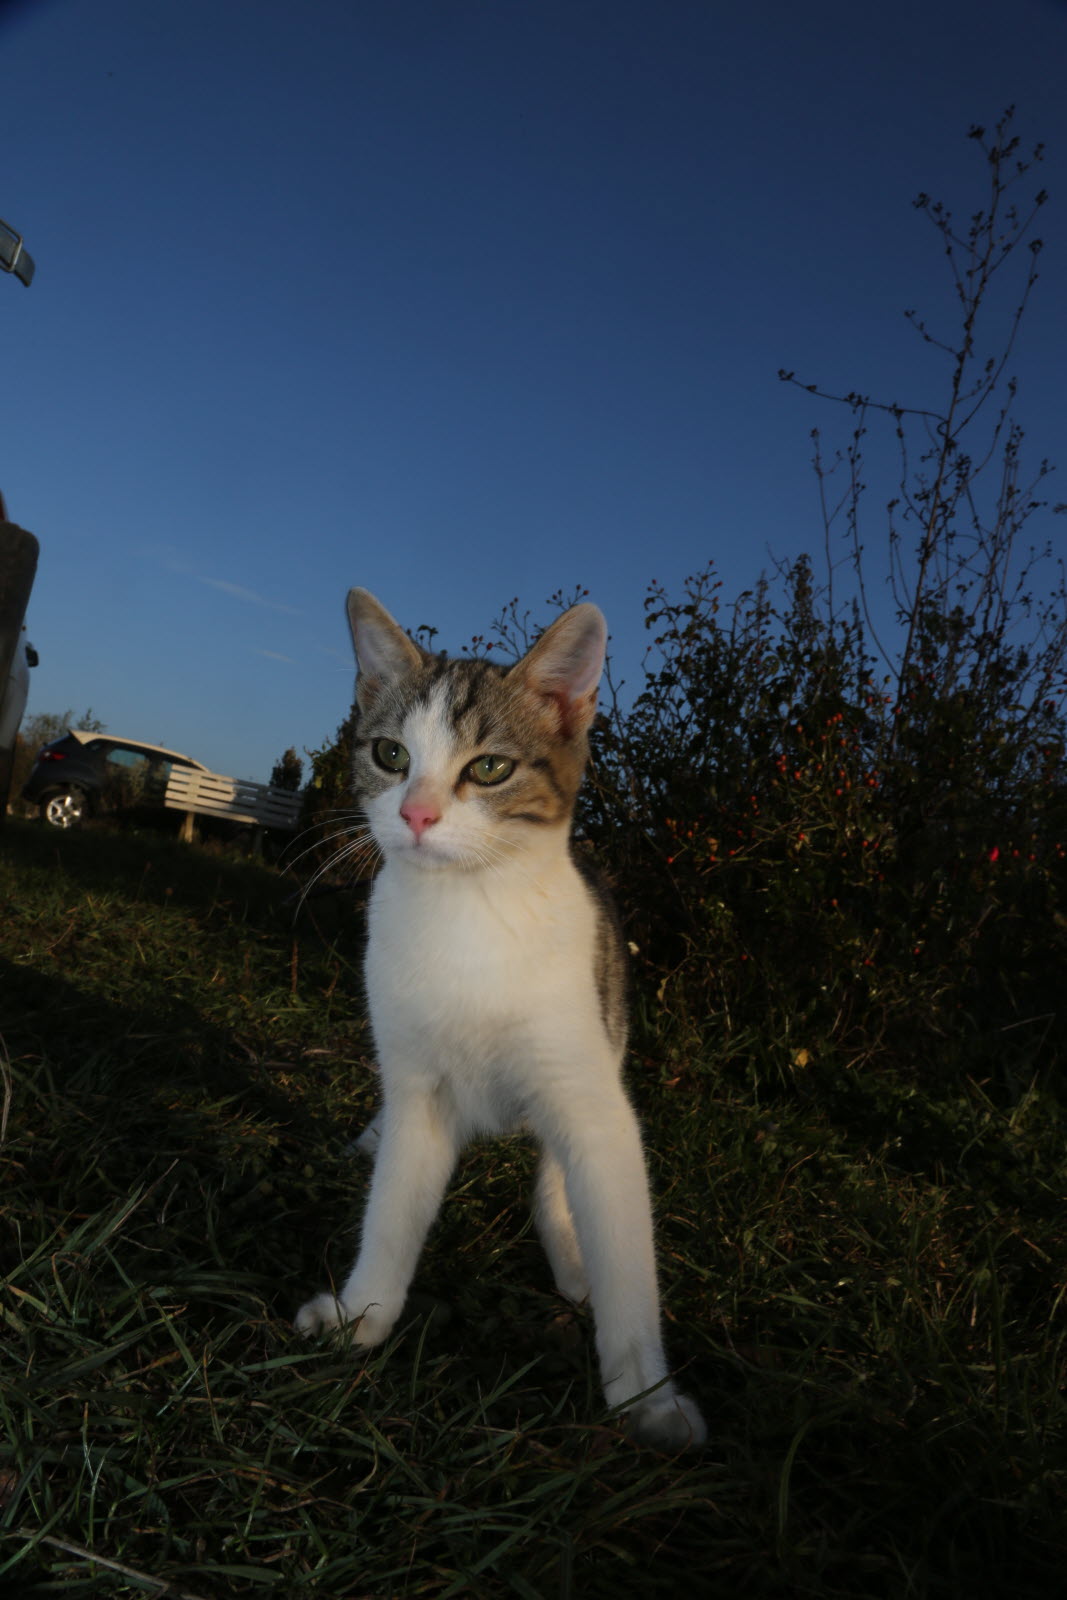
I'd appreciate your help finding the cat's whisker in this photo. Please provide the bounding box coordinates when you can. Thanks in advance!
[288,820,372,860]
[466,837,541,888]
[283,827,368,875]
[283,808,366,842]
[308,833,380,884]
[303,839,374,888]
[280,813,371,871]
[293,861,367,916]
[285,848,375,905]
[293,834,381,912]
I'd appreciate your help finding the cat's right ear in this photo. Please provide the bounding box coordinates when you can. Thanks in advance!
[346,589,424,699]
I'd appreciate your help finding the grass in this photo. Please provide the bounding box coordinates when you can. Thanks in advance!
[1,816,1064,1596]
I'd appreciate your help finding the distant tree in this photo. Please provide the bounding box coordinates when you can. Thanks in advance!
[290,707,359,880]
[17,706,103,750]
[270,747,304,791]
[22,710,70,750]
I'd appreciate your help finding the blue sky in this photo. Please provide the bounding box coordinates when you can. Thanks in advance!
[3,0,1065,782]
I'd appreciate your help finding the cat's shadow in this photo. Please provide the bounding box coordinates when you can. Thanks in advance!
[0,949,336,1301]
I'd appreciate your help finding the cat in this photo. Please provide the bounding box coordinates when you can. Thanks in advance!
[295,588,706,1452]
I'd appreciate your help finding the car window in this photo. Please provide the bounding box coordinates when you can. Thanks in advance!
[100,746,152,810]
[142,757,173,802]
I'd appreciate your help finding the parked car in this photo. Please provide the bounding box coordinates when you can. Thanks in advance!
[22,730,208,828]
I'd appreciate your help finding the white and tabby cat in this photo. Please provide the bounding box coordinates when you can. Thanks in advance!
[296,589,706,1452]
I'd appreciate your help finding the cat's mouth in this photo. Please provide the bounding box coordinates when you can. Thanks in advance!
[388,826,503,874]
[392,829,464,869]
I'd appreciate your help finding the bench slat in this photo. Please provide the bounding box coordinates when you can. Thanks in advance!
[164,767,302,830]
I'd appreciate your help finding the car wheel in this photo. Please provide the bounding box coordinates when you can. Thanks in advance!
[40,787,88,828]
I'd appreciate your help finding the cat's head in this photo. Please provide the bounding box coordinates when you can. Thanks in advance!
[346,589,606,871]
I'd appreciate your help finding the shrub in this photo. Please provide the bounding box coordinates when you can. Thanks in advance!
[580,111,1066,1111]
[581,557,1066,1110]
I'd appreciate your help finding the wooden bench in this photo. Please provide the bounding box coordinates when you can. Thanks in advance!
[164,766,302,844]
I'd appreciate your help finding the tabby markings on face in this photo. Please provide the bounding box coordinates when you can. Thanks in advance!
[356,667,582,849]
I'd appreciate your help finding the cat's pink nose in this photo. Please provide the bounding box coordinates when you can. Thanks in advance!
[400,799,441,841]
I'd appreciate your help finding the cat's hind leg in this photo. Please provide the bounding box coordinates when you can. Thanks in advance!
[352,1109,382,1158]
[296,1086,458,1346]
[533,1148,590,1305]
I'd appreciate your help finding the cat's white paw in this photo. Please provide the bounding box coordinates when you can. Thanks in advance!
[294,1291,346,1336]
[354,1112,382,1159]
[627,1391,707,1453]
[294,1290,396,1346]
[552,1264,591,1305]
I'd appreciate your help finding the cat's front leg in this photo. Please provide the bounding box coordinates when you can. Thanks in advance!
[549,1088,707,1453]
[296,1085,458,1347]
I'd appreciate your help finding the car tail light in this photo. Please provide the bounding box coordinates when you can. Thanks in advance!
[40,750,66,761]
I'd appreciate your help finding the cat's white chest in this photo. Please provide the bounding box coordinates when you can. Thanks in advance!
[368,857,589,1019]
[363,856,604,1133]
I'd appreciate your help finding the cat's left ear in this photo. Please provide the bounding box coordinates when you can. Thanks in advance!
[513,603,607,738]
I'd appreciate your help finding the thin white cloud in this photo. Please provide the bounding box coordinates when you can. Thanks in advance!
[256,649,296,664]
[199,576,301,614]
[157,550,302,614]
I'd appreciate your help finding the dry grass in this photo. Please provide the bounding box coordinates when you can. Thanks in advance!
[1,818,1064,1596]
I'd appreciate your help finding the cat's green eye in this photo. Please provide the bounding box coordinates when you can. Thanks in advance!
[372,739,410,774]
[467,754,515,786]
